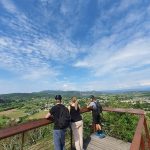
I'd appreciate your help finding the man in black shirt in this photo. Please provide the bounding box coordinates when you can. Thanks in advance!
[45,95,68,150]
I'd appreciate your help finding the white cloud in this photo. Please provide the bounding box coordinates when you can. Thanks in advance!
[0,0,17,14]
[0,0,84,80]
[118,0,139,11]
[75,37,150,75]
[140,80,150,86]
[0,80,18,94]
[74,61,90,67]
[74,0,150,80]
[0,1,85,81]
[0,37,10,46]
[0,0,150,92]
[21,67,58,80]
[0,33,83,81]
[62,83,75,91]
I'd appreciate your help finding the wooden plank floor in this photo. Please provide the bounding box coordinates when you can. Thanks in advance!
[84,134,131,150]
[28,134,131,150]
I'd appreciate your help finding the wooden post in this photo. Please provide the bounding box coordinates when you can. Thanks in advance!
[70,128,73,150]
[144,117,150,149]
[21,132,25,150]
[140,136,145,150]
[92,123,96,133]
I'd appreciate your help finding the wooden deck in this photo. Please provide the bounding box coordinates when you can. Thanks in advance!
[29,134,131,150]
[84,134,131,150]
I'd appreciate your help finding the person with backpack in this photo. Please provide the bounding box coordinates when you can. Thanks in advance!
[68,96,83,150]
[87,95,105,138]
[45,95,70,150]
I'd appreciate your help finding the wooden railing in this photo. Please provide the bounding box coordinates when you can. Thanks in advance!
[0,107,150,150]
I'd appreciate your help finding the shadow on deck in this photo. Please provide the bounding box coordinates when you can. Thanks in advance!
[27,134,130,150]
[84,134,130,150]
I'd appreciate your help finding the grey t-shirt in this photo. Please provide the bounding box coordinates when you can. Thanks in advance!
[89,101,97,110]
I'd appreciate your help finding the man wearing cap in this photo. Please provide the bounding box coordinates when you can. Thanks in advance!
[87,95,104,138]
[45,95,68,150]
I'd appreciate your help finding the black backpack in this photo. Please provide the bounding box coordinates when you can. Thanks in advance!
[94,101,102,114]
[57,105,70,129]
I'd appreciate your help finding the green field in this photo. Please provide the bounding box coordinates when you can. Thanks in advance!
[0,109,26,119]
[0,108,49,122]
[0,117,8,124]
[0,91,150,149]
[28,110,48,120]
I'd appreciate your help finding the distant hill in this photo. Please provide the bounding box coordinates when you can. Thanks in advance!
[0,88,150,103]
[0,90,102,103]
[37,90,104,97]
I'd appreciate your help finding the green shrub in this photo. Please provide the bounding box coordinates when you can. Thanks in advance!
[103,112,138,142]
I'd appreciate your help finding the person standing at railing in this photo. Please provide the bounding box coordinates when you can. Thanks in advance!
[68,96,83,150]
[45,95,70,150]
[87,95,105,138]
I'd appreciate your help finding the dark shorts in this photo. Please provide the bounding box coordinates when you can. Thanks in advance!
[92,113,101,124]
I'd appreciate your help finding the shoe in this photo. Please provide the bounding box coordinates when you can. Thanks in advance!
[99,132,106,138]
[101,131,106,135]
[98,130,106,138]
[95,132,100,137]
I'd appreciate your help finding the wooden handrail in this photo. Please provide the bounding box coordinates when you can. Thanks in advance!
[0,107,149,150]
[80,107,145,115]
[0,118,52,140]
[130,115,144,150]
[0,107,144,140]
[103,107,145,115]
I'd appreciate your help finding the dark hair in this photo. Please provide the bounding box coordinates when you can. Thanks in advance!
[89,95,95,99]
[55,95,62,101]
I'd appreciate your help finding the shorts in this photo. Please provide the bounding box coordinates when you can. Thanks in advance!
[92,113,101,124]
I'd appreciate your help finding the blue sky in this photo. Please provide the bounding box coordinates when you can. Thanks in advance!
[0,0,150,94]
